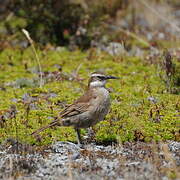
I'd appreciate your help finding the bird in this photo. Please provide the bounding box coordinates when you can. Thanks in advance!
[31,72,119,145]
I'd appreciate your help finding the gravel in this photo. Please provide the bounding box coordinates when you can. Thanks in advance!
[0,141,179,180]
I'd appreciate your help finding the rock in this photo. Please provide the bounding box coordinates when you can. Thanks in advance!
[105,42,127,56]
[0,141,179,179]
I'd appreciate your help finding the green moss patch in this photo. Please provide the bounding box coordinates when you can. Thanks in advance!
[0,48,179,145]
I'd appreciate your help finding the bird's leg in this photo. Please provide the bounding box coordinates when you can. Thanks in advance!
[86,127,95,143]
[87,127,95,138]
[75,128,82,146]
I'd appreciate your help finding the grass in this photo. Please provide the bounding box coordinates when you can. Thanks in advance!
[0,47,179,145]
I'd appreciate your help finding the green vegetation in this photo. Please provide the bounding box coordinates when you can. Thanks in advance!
[0,48,179,145]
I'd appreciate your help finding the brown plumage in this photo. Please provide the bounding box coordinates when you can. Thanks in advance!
[31,72,119,145]
[31,89,94,133]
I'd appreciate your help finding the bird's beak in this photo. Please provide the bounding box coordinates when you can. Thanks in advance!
[106,75,120,79]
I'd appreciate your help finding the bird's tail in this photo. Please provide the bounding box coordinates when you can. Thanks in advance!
[31,118,61,136]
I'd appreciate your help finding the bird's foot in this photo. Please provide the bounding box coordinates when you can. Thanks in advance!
[83,127,95,144]
[87,127,95,138]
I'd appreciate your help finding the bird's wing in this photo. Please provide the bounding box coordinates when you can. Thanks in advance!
[59,102,90,118]
[31,89,96,136]
[31,103,89,136]
[60,89,96,118]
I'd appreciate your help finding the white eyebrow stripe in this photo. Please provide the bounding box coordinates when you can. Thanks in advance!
[91,73,105,77]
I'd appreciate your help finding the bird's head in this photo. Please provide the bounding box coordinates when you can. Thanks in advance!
[88,72,119,88]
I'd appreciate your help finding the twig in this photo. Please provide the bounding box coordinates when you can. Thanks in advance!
[75,63,82,75]
[67,153,73,180]
[22,29,43,88]
[138,0,180,33]
[162,143,180,179]
[118,27,152,48]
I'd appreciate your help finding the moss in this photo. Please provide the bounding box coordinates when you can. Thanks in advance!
[0,48,179,145]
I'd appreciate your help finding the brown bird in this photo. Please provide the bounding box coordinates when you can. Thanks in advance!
[31,72,119,145]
